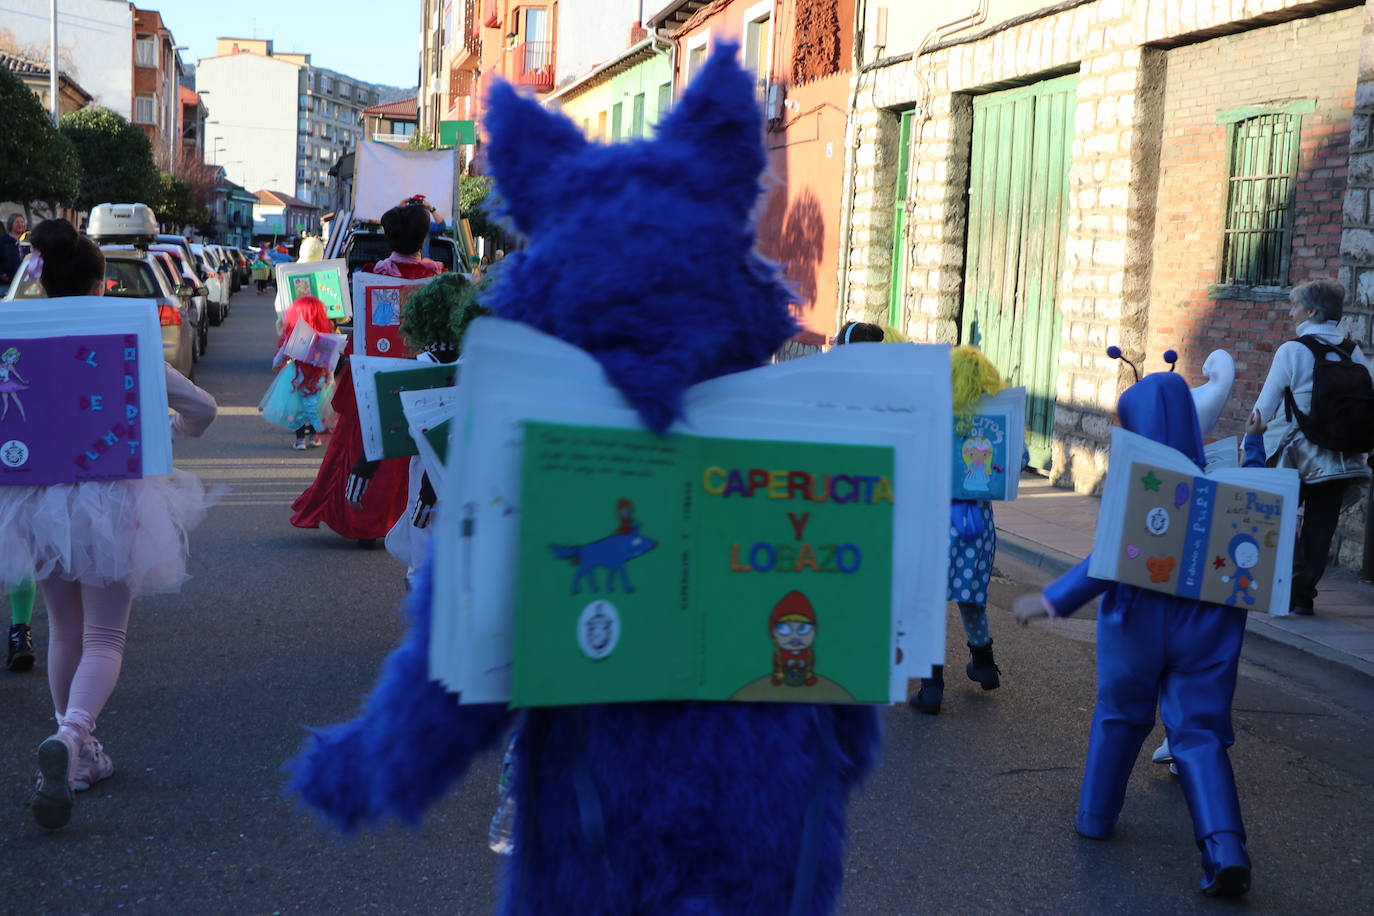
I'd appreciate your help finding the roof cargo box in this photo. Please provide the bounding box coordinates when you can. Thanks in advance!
[87,203,158,244]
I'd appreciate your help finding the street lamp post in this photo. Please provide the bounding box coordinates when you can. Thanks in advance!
[49,0,58,126]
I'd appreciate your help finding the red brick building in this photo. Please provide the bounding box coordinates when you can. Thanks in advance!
[1145,7,1363,434]
[131,7,184,169]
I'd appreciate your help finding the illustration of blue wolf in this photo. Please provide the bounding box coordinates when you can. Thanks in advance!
[549,524,657,594]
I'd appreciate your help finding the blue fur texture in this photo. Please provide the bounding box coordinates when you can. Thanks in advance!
[288,44,881,914]
[480,44,799,432]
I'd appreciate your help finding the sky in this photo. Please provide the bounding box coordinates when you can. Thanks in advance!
[155,0,421,88]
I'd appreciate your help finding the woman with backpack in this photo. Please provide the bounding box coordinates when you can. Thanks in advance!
[1253,279,1374,615]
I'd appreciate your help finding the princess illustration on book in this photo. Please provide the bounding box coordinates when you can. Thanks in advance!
[0,346,30,423]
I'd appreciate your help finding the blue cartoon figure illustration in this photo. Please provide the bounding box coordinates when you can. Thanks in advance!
[549,503,657,595]
[0,346,30,423]
[1219,533,1260,606]
[371,288,401,327]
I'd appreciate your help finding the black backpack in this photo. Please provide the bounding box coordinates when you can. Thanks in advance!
[1283,335,1374,452]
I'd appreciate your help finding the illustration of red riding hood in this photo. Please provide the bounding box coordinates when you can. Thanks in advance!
[770,591,818,686]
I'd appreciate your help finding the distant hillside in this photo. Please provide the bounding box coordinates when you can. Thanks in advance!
[376,85,416,104]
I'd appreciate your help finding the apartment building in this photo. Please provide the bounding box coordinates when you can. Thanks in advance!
[197,38,392,210]
[418,0,482,163]
[131,7,183,168]
[0,0,134,118]
[0,1,184,163]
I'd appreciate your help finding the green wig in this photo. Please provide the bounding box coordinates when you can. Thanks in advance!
[399,273,489,353]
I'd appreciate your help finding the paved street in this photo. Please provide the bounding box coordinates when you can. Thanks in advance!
[2,288,1373,914]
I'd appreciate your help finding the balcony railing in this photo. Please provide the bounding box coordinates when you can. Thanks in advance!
[449,67,474,110]
[373,132,415,145]
[464,0,481,54]
[514,41,554,92]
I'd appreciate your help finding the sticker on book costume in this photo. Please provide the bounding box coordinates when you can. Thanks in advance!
[577,601,620,660]
[0,440,28,468]
[1146,508,1171,536]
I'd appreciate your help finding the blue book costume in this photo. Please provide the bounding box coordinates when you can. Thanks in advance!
[286,46,881,915]
[1041,372,1262,897]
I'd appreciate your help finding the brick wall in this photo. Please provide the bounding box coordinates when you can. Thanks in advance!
[1146,7,1363,439]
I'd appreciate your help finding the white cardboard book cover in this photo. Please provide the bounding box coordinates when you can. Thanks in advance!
[428,321,952,706]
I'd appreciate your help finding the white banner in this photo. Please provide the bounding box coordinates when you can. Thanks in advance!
[353,141,456,224]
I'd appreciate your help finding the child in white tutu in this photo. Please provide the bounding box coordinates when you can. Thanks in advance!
[260,294,336,449]
[0,219,218,830]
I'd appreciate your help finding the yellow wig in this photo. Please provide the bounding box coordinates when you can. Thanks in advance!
[951,345,1005,435]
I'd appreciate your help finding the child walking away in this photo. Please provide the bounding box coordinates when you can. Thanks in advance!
[260,295,334,449]
[912,345,1008,715]
[7,579,36,671]
[1013,351,1255,898]
[384,274,486,587]
[291,202,441,547]
[0,219,218,830]
[251,252,273,294]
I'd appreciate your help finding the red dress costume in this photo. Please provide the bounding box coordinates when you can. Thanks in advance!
[289,256,441,540]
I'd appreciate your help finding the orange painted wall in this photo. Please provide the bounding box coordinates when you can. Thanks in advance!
[674,0,853,346]
[757,72,848,346]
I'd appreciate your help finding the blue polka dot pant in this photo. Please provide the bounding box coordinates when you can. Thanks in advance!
[948,501,995,647]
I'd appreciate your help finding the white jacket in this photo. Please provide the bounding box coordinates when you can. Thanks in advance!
[1254,319,1371,484]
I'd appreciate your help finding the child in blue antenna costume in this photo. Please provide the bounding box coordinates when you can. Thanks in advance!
[1014,366,1267,899]
[286,45,881,915]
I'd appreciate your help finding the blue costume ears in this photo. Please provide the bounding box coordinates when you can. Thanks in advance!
[481,43,759,236]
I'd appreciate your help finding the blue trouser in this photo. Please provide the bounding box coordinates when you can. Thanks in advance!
[1076,592,1246,846]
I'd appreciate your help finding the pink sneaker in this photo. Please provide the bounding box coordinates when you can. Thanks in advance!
[31,732,77,829]
[72,738,115,792]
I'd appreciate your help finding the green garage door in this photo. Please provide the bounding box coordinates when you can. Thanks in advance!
[962,74,1076,469]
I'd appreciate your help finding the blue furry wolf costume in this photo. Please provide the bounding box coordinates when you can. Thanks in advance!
[288,45,882,915]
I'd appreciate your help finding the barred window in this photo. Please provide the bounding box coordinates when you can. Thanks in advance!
[1218,109,1304,287]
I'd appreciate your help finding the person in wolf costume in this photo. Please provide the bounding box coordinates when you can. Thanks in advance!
[287,45,882,915]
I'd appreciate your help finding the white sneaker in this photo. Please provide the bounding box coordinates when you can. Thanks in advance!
[72,739,115,792]
[1151,738,1173,764]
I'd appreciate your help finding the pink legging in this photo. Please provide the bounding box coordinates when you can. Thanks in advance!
[37,578,133,738]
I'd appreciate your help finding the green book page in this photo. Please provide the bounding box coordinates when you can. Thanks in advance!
[423,418,451,464]
[511,422,895,707]
[693,437,894,704]
[512,423,696,706]
[371,365,457,459]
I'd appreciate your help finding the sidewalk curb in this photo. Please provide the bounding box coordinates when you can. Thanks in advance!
[995,527,1374,680]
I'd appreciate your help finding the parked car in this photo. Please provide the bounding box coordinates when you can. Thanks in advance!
[210,244,241,292]
[220,246,249,289]
[149,245,209,357]
[342,229,461,276]
[191,242,232,325]
[3,248,195,378]
[150,244,210,343]
[104,244,200,354]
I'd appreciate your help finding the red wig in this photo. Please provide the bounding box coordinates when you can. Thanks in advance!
[277,295,334,394]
